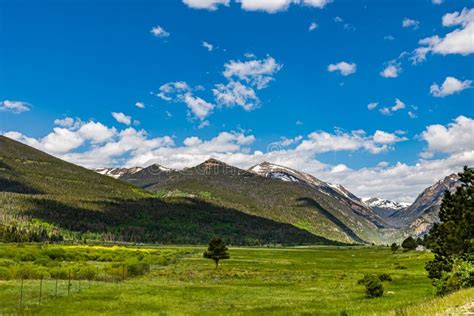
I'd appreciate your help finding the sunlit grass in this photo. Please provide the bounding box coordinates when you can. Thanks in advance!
[1,245,471,315]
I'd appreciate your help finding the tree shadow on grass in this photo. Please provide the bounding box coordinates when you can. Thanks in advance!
[0,160,43,194]
[296,197,365,244]
[21,196,344,246]
[0,178,43,194]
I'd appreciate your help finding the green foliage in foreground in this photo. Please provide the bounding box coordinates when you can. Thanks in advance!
[425,166,474,296]
[0,246,453,315]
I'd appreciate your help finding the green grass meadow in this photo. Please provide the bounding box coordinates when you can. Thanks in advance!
[2,245,472,315]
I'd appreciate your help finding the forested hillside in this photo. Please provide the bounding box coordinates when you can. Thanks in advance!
[0,136,337,245]
[125,158,386,244]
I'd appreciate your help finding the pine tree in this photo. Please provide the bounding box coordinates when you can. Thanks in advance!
[425,166,474,295]
[203,237,230,269]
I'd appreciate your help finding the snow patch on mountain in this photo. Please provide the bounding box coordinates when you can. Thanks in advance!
[94,167,144,178]
[362,197,410,211]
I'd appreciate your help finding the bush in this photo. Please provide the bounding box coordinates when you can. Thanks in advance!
[434,259,474,296]
[126,260,149,277]
[357,274,385,298]
[357,274,375,285]
[14,264,50,279]
[401,237,417,250]
[365,278,384,298]
[378,273,392,282]
[390,243,399,252]
[50,267,70,280]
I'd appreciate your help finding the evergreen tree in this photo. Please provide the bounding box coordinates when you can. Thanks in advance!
[425,166,474,295]
[390,243,399,252]
[203,237,230,269]
[401,236,417,250]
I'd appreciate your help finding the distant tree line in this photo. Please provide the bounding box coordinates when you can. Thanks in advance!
[0,222,63,243]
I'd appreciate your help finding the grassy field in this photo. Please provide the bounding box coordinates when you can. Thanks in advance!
[1,244,472,315]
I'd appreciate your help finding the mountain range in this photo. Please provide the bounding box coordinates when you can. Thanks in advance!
[0,136,331,245]
[96,159,461,241]
[0,135,463,245]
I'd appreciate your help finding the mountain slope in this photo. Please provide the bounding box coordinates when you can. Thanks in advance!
[0,136,338,245]
[391,173,461,236]
[249,162,387,229]
[122,159,388,244]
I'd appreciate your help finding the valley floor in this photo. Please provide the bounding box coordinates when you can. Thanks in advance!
[1,245,472,315]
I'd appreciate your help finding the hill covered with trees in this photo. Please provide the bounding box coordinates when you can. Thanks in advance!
[0,136,338,245]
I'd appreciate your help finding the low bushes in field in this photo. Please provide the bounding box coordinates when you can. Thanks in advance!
[358,275,384,298]
[0,244,188,281]
[357,273,393,298]
[395,262,407,270]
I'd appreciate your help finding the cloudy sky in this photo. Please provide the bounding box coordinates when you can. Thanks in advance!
[1,0,473,202]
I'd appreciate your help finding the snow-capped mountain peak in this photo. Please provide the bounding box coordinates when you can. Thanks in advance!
[362,197,410,211]
[94,167,144,179]
[248,161,387,227]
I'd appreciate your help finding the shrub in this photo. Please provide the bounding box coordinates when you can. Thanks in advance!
[50,267,70,279]
[390,243,399,252]
[357,274,376,285]
[14,264,50,279]
[357,274,385,298]
[126,259,149,277]
[434,258,474,296]
[365,278,384,298]
[378,273,392,282]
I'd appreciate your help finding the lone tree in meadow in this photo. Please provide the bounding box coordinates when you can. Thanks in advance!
[390,243,399,252]
[203,237,230,269]
[425,166,473,295]
[401,236,417,251]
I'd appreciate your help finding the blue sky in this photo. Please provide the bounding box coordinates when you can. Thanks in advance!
[1,0,473,201]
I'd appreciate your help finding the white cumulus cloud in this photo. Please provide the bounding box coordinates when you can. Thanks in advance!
[0,100,31,114]
[380,60,401,78]
[236,0,331,13]
[402,17,420,29]
[223,56,282,89]
[182,0,229,10]
[430,76,472,97]
[421,115,474,158]
[213,81,260,111]
[112,112,132,125]
[327,61,357,76]
[150,25,170,38]
[5,116,472,202]
[367,102,378,110]
[412,8,474,63]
